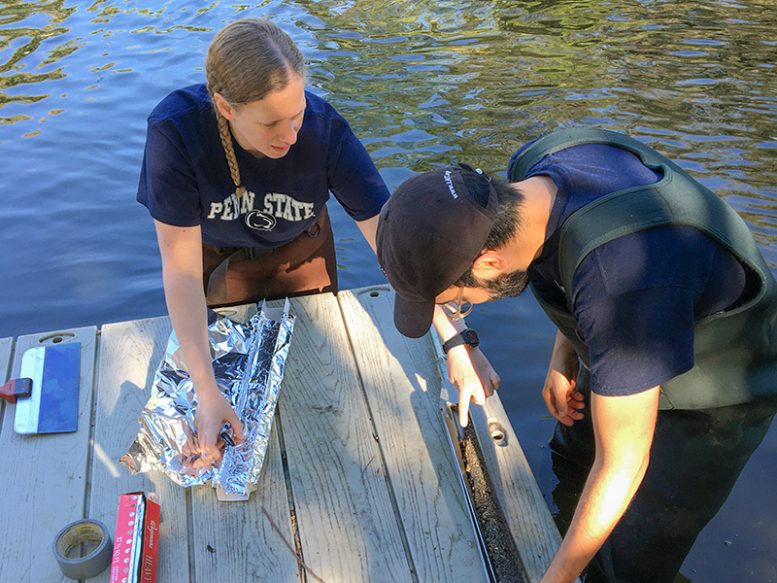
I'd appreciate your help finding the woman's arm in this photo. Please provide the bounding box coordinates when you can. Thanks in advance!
[153,220,244,464]
[355,214,379,253]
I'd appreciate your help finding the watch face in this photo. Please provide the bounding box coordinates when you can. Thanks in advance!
[463,329,479,346]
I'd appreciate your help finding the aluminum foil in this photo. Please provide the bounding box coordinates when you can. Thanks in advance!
[121,300,294,496]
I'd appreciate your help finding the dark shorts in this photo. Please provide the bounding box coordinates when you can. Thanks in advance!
[202,205,338,308]
[550,370,777,583]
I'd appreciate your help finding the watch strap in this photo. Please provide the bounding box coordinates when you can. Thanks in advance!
[442,329,479,354]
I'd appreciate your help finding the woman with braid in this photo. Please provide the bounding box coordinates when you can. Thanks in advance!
[136,18,387,465]
[138,18,501,467]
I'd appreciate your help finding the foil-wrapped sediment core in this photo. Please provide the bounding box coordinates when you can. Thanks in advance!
[121,300,294,495]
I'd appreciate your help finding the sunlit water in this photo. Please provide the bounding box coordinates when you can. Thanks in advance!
[2,1,776,581]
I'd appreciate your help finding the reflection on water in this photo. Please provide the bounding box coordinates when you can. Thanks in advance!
[0,2,74,132]
[1,1,776,581]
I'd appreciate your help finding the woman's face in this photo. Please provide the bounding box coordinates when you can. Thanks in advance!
[215,72,306,159]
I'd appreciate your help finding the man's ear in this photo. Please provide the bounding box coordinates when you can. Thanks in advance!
[472,249,507,278]
[213,92,235,121]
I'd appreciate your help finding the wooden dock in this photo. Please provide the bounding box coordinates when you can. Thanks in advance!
[0,286,561,582]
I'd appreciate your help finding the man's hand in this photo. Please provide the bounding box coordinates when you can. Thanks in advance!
[193,390,245,467]
[431,304,501,427]
[543,368,585,426]
[447,345,501,427]
[543,332,585,426]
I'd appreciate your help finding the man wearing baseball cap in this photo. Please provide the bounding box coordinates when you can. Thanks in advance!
[377,128,777,583]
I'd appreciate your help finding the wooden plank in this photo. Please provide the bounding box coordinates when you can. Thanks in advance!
[88,316,189,583]
[469,379,564,582]
[279,293,412,582]
[0,327,97,583]
[338,286,488,582]
[0,337,11,373]
[191,421,299,583]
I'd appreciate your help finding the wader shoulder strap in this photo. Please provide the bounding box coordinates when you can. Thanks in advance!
[509,128,677,182]
[509,128,770,295]
[556,181,769,296]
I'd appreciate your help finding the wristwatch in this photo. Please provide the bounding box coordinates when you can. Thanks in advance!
[442,328,480,354]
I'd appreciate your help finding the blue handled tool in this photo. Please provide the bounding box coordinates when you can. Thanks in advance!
[14,342,81,434]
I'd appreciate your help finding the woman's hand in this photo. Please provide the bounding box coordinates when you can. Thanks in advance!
[181,422,226,476]
[193,390,245,467]
[447,345,501,427]
[542,332,585,426]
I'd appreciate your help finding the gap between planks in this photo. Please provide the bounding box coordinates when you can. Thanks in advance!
[82,328,103,540]
[0,337,16,438]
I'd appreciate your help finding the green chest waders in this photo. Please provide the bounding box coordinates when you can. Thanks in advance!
[510,129,777,409]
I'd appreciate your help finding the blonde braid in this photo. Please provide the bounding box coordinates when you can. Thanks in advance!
[215,110,246,197]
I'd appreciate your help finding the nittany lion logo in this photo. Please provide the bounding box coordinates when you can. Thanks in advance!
[245,210,277,231]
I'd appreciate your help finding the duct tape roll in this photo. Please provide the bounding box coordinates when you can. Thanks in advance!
[53,519,113,580]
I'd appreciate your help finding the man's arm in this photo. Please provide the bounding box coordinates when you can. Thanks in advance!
[357,214,500,426]
[432,306,501,427]
[542,387,660,583]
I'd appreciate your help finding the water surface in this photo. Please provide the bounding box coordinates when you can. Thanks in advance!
[1,1,775,581]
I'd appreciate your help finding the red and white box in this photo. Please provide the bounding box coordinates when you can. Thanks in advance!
[110,492,161,583]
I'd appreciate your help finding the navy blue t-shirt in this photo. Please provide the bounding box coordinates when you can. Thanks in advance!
[508,143,746,396]
[138,84,389,248]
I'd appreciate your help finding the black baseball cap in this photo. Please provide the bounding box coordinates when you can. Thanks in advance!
[377,164,499,338]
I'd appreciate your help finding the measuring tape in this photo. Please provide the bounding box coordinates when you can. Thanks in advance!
[52,519,113,580]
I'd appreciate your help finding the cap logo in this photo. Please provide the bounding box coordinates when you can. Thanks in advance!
[443,170,458,199]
